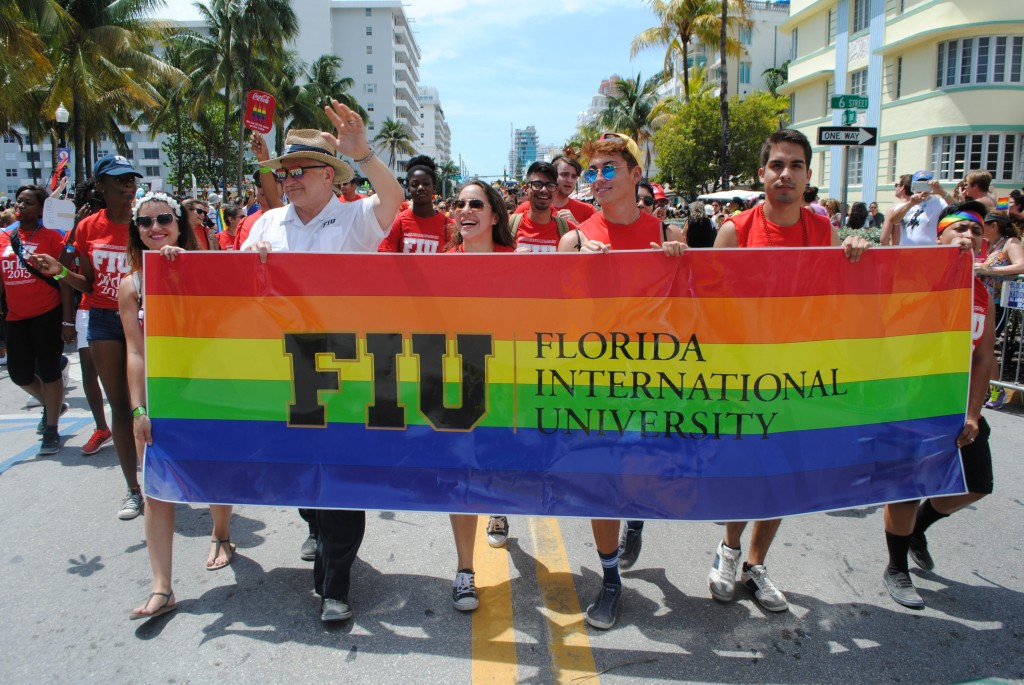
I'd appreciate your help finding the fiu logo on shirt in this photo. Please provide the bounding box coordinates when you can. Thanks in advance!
[92,247,129,300]
[402,237,440,253]
[321,218,336,229]
[2,244,34,280]
[284,332,492,431]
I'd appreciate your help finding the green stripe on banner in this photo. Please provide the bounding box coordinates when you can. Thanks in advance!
[151,373,966,434]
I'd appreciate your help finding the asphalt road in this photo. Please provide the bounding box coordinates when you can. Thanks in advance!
[1,346,1022,684]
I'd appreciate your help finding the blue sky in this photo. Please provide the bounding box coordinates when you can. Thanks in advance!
[152,0,667,177]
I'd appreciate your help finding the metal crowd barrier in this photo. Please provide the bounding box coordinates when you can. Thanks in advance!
[993,279,1024,393]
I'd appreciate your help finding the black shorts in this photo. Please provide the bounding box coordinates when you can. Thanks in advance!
[961,416,993,495]
[6,305,63,386]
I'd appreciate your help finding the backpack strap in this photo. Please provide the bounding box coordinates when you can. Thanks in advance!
[6,228,60,290]
[554,216,569,238]
[132,271,142,309]
[509,213,523,238]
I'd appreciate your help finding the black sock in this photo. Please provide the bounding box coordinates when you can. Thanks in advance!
[913,499,948,537]
[885,531,911,573]
[599,549,620,585]
[626,520,644,532]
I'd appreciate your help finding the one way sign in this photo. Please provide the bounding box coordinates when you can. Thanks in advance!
[817,126,877,146]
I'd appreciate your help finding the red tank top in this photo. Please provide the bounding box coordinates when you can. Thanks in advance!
[731,206,832,247]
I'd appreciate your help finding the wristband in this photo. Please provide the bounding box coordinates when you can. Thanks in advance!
[132,406,148,418]
[258,166,273,174]
[353,149,375,165]
[53,265,69,280]
[62,322,75,327]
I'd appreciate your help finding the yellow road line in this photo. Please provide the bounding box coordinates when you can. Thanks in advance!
[529,517,600,684]
[472,516,517,684]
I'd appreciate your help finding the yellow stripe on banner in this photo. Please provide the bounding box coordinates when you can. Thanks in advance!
[529,518,599,684]
[472,516,518,684]
[150,332,967,390]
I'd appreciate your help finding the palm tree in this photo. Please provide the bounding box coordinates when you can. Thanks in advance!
[762,60,790,97]
[47,0,177,181]
[438,159,460,197]
[631,0,744,103]
[0,0,63,135]
[304,55,367,126]
[142,36,194,192]
[372,118,415,170]
[598,72,664,177]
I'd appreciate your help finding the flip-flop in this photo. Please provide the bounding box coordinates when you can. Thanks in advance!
[206,538,236,571]
[129,591,176,620]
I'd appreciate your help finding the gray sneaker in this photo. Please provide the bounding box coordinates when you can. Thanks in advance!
[452,570,479,612]
[618,526,643,570]
[38,428,60,456]
[321,597,353,622]
[486,516,508,548]
[883,566,924,608]
[585,582,622,630]
[708,541,741,601]
[118,490,144,520]
[908,533,935,571]
[300,535,317,562]
[741,564,789,612]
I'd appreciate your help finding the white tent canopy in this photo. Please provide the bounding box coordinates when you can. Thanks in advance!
[695,189,764,203]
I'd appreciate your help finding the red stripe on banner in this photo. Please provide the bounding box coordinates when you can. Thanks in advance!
[144,248,971,300]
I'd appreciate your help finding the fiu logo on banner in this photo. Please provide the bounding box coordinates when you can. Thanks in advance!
[284,332,493,431]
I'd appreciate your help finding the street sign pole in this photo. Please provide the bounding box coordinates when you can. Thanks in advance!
[840,146,849,227]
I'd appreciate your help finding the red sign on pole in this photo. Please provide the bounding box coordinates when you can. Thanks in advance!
[244,90,276,134]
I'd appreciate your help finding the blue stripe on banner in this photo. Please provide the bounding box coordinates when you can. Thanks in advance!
[144,415,967,519]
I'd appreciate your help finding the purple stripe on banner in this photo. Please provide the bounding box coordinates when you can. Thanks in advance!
[143,416,967,519]
[142,454,966,521]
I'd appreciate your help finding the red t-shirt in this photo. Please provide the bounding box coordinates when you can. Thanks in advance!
[731,206,832,247]
[0,225,65,320]
[235,208,262,249]
[193,224,210,250]
[576,211,663,250]
[445,243,516,253]
[63,230,91,310]
[338,193,367,203]
[378,209,453,253]
[513,213,577,253]
[218,231,238,250]
[972,277,990,353]
[515,198,597,224]
[74,209,130,310]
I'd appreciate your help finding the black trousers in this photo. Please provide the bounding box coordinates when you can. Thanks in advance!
[312,509,366,600]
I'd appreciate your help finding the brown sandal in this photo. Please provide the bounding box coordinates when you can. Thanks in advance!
[129,591,176,620]
[206,538,236,571]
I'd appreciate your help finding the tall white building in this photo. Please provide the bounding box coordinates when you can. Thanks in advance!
[296,0,423,171]
[508,126,540,180]
[417,86,452,163]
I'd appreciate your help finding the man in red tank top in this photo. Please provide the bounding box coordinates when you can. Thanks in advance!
[709,130,870,613]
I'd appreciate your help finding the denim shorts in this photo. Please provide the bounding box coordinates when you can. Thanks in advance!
[87,307,125,343]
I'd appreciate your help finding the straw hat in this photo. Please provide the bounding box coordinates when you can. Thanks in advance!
[261,129,355,183]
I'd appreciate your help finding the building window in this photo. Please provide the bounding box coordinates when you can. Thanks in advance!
[126,150,134,160]
[739,25,752,45]
[847,147,864,185]
[850,69,867,96]
[366,45,372,55]
[367,102,374,112]
[825,79,834,115]
[366,83,376,93]
[791,28,798,61]
[367,64,373,75]
[896,57,903,98]
[931,133,1023,182]
[366,25,372,36]
[5,169,17,177]
[890,142,898,182]
[144,166,160,177]
[26,152,39,162]
[365,8,371,16]
[827,9,835,46]
[852,0,870,34]
[143,148,160,159]
[7,185,17,194]
[739,61,751,85]
[369,122,375,131]
[2,133,16,143]
[937,36,1024,87]
[788,93,796,125]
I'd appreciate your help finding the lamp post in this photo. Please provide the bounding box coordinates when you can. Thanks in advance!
[54,103,70,192]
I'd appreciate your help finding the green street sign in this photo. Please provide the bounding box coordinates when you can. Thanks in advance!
[832,94,869,110]
[842,109,857,125]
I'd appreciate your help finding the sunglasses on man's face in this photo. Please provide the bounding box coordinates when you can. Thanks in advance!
[136,213,175,228]
[583,165,625,184]
[452,198,486,210]
[273,165,328,182]
[638,196,654,206]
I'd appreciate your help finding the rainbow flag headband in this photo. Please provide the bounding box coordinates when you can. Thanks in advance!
[937,210,984,235]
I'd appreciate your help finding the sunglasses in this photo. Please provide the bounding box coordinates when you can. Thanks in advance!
[583,165,625,184]
[136,213,175,228]
[527,180,557,192]
[452,198,486,210]
[273,165,328,182]
[192,207,208,216]
[638,196,654,206]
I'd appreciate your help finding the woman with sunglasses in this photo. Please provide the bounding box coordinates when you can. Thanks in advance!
[181,198,214,250]
[0,184,68,456]
[115,192,235,619]
[439,180,516,613]
[30,156,148,519]
[378,155,452,253]
[217,202,245,251]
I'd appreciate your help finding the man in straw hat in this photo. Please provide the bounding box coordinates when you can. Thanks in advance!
[242,100,403,623]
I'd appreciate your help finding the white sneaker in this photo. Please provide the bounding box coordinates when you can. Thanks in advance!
[118,490,144,520]
[452,570,479,611]
[486,516,508,548]
[708,541,741,601]
[741,564,789,612]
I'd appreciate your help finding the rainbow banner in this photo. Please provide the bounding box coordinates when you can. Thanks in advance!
[143,248,973,520]
[997,197,1010,211]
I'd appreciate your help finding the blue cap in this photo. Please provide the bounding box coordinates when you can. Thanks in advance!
[912,170,933,183]
[93,155,142,178]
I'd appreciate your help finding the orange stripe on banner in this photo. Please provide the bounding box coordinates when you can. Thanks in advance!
[146,290,969,345]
